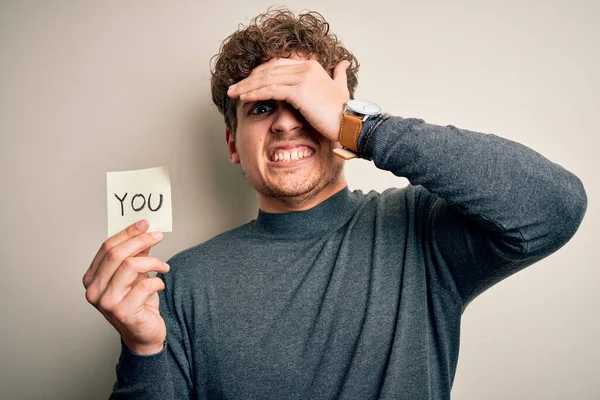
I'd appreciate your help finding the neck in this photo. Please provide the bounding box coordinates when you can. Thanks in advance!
[257,177,348,213]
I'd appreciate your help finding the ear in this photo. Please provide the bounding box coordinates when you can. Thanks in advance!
[225,128,240,164]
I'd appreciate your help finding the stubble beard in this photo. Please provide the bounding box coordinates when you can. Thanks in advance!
[241,156,345,207]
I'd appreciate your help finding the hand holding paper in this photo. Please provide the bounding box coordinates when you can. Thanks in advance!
[83,219,169,355]
[80,166,174,355]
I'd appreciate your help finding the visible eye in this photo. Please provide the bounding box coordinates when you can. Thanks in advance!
[250,102,275,115]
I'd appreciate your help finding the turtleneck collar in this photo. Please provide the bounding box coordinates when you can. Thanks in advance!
[251,186,358,239]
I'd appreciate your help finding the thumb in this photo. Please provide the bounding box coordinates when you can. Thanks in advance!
[333,60,350,91]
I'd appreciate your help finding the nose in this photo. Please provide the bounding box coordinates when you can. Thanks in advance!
[271,102,304,134]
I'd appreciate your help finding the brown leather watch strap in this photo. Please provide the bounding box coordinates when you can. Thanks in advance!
[338,113,363,152]
[332,147,358,160]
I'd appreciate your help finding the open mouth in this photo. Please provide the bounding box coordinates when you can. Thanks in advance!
[268,145,315,164]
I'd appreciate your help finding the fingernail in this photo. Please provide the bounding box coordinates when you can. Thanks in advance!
[228,84,237,92]
[136,220,148,230]
[163,262,170,270]
[151,231,163,240]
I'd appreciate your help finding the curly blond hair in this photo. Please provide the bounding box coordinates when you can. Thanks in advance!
[210,8,360,135]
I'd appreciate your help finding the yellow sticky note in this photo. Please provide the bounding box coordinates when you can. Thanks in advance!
[106,166,172,237]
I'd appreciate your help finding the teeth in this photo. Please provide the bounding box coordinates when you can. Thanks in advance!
[271,147,314,162]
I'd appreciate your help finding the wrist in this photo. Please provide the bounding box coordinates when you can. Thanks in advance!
[123,338,165,356]
[358,113,390,159]
[333,99,383,160]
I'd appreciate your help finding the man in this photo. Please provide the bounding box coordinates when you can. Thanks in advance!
[83,9,587,400]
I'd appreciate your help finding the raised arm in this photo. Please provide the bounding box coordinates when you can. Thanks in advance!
[360,114,587,305]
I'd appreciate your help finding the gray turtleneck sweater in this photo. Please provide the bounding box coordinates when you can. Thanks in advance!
[110,114,587,399]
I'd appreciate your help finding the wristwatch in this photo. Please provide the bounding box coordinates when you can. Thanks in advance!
[333,99,382,160]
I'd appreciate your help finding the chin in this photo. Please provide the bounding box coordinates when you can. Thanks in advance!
[253,166,344,204]
[263,175,323,199]
[240,152,345,202]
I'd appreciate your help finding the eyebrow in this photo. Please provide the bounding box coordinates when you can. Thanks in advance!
[239,101,254,113]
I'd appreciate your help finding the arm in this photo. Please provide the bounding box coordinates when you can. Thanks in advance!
[359,114,587,306]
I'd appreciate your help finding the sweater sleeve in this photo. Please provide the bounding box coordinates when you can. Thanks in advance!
[359,114,587,308]
[109,272,193,399]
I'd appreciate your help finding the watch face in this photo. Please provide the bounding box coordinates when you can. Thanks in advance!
[347,99,381,116]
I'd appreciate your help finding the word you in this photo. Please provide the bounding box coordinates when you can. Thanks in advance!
[114,193,163,216]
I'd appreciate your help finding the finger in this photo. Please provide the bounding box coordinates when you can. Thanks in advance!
[116,277,166,319]
[229,64,306,97]
[238,85,296,107]
[103,257,170,306]
[145,291,159,310]
[230,72,303,98]
[251,57,306,73]
[86,231,164,303]
[136,247,151,257]
[130,270,152,299]
[83,219,150,289]
[133,270,150,287]
[250,60,307,78]
[333,60,350,92]
[94,232,164,290]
